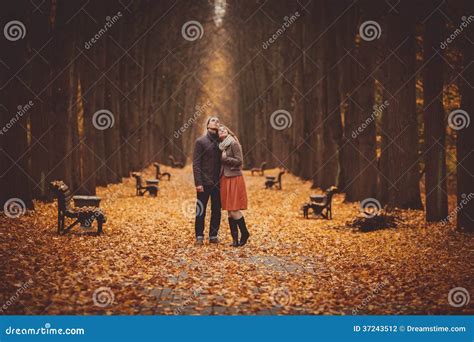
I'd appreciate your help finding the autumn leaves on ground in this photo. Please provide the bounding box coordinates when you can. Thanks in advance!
[1,165,472,315]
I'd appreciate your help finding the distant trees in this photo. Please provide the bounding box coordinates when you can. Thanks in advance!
[228,0,472,227]
[1,0,472,230]
[1,0,209,206]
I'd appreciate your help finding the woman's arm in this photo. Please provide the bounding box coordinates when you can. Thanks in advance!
[222,142,243,167]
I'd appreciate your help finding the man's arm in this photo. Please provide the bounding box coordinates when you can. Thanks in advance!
[192,139,204,188]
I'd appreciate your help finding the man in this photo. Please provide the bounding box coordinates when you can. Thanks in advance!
[192,116,222,245]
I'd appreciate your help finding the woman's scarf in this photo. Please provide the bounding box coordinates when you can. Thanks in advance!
[218,135,235,151]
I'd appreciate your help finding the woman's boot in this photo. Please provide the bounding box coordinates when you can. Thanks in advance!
[236,216,250,246]
[228,217,239,247]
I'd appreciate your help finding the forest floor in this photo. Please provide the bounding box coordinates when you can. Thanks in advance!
[1,165,473,315]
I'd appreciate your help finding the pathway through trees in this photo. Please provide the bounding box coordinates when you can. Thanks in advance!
[1,165,472,314]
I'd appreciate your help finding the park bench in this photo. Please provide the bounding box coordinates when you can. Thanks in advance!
[169,155,184,168]
[153,162,171,180]
[132,172,159,197]
[265,170,285,190]
[302,186,337,219]
[251,161,267,176]
[49,180,106,235]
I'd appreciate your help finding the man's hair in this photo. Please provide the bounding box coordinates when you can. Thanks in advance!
[206,116,219,128]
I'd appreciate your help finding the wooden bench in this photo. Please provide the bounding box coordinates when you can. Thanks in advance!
[153,162,171,180]
[132,172,158,197]
[302,186,337,219]
[265,170,285,190]
[49,181,106,235]
[251,161,267,176]
[169,155,184,168]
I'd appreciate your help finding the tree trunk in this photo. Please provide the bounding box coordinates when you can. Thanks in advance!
[49,0,79,189]
[0,0,34,210]
[457,0,474,232]
[29,0,53,200]
[380,3,423,209]
[423,3,448,222]
[344,5,378,202]
[320,0,341,189]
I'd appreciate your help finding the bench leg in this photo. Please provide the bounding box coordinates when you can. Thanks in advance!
[57,215,63,235]
[97,218,103,235]
[303,207,309,218]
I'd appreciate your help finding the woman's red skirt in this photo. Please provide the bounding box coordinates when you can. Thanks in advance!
[220,175,248,210]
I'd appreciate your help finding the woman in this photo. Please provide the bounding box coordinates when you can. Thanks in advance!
[218,125,250,247]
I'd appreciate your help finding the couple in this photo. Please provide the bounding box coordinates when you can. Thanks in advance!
[192,116,250,247]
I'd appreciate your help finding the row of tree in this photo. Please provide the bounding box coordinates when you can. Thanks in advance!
[1,0,473,231]
[227,0,473,230]
[1,0,211,207]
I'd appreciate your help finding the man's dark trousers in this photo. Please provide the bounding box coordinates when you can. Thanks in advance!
[195,184,221,238]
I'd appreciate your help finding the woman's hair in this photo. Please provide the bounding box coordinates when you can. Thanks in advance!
[219,125,239,143]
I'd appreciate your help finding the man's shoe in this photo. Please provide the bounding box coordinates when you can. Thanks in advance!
[195,237,204,245]
[209,236,219,244]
